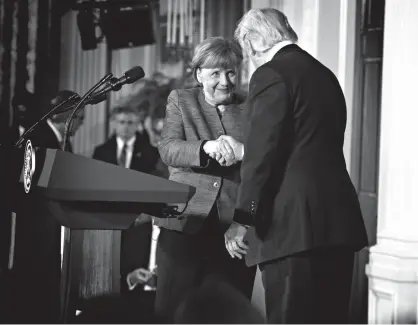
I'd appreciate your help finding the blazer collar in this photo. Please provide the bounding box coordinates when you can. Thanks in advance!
[272,43,301,60]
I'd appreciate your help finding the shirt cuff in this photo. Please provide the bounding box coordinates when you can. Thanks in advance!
[233,221,249,229]
[199,140,211,168]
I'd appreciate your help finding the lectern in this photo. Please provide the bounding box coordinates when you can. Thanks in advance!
[7,145,195,322]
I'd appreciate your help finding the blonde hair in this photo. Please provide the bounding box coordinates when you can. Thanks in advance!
[191,36,243,82]
[235,8,298,50]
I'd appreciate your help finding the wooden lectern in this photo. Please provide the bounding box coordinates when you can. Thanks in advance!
[7,146,195,322]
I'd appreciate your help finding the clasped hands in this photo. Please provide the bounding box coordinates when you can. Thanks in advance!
[203,135,244,166]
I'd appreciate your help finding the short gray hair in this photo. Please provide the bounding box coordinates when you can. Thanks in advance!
[191,36,243,82]
[111,105,139,118]
[235,8,298,50]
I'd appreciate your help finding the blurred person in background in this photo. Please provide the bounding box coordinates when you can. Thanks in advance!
[154,36,256,323]
[92,105,160,295]
[126,76,172,178]
[29,89,84,151]
[11,88,38,137]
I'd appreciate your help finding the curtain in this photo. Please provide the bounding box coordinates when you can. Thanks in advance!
[206,0,244,39]
[60,11,108,157]
[0,0,61,272]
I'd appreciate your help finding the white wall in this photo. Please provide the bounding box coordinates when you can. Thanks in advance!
[367,1,418,322]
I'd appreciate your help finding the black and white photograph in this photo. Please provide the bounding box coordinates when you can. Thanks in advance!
[0,0,415,324]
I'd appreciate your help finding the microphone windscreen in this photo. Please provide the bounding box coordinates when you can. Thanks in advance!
[124,66,145,84]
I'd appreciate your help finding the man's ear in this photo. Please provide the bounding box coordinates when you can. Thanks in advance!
[245,39,256,57]
[196,68,202,84]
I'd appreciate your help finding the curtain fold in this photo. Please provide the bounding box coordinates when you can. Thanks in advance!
[0,0,54,271]
[60,11,108,157]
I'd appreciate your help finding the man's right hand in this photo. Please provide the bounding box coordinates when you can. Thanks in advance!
[217,135,244,161]
[203,140,236,166]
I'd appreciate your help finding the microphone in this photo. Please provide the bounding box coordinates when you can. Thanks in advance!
[86,66,145,104]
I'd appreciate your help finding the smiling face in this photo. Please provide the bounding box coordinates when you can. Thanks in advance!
[196,67,238,106]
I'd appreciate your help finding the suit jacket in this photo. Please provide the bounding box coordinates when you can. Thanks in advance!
[155,87,246,234]
[29,121,63,150]
[233,44,368,266]
[92,131,159,174]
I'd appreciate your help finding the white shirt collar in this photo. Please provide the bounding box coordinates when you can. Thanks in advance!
[46,119,63,143]
[116,135,136,149]
[265,40,294,62]
[116,135,137,168]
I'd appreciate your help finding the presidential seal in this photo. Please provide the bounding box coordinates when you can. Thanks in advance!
[23,140,36,193]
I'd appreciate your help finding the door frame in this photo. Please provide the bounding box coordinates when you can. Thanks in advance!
[348,0,385,322]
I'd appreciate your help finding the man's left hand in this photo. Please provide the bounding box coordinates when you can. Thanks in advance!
[224,222,249,259]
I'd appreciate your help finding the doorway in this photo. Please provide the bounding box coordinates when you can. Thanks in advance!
[349,0,385,323]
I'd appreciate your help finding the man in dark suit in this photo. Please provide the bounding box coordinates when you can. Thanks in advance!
[222,8,368,324]
[9,90,83,323]
[92,105,159,294]
[29,90,84,151]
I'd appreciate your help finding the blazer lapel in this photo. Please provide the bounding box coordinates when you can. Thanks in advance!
[130,133,143,169]
[45,124,65,150]
[220,97,246,142]
[197,89,225,139]
[108,136,118,165]
[272,44,302,61]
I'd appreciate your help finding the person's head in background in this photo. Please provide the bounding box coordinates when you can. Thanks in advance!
[234,8,298,68]
[191,36,243,107]
[12,89,37,129]
[49,89,84,136]
[174,277,265,324]
[111,106,140,142]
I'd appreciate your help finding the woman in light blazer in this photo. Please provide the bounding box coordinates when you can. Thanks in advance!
[154,37,256,322]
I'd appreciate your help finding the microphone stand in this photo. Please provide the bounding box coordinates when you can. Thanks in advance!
[14,94,80,148]
[60,72,114,323]
[62,73,113,151]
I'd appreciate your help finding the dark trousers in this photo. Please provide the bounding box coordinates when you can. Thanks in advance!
[261,246,354,324]
[9,208,61,323]
[154,211,257,323]
[120,221,153,294]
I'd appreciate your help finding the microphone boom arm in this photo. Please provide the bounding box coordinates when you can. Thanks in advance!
[14,94,80,148]
[62,73,113,151]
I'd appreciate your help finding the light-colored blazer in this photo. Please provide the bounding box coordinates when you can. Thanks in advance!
[155,87,246,234]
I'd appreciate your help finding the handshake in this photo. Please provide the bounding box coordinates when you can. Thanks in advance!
[203,135,244,167]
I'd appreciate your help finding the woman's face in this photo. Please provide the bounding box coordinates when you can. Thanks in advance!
[196,67,238,106]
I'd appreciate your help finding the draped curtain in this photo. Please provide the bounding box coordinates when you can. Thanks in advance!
[59,10,108,157]
[0,0,62,270]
